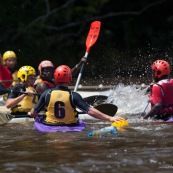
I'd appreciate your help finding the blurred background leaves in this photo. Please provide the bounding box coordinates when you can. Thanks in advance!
[0,0,173,78]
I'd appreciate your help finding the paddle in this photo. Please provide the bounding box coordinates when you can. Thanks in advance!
[0,83,39,96]
[83,95,108,105]
[95,104,129,128]
[94,103,117,116]
[0,82,106,103]
[0,113,33,125]
[141,100,150,117]
[74,21,101,92]
[0,79,19,83]
[0,103,118,125]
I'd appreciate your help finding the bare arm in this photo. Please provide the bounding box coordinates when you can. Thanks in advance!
[35,82,49,95]
[6,94,26,108]
[28,89,48,118]
[88,107,125,122]
[143,102,163,119]
[71,57,87,76]
[6,90,36,109]
[28,108,37,118]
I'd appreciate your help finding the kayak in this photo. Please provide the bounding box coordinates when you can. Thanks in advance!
[0,90,111,124]
[166,117,173,122]
[0,102,117,124]
[9,116,34,123]
[34,103,117,132]
[0,105,91,124]
[34,117,86,133]
[152,117,173,125]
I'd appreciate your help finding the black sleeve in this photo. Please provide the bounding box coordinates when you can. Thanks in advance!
[8,84,26,99]
[71,92,91,113]
[34,89,49,113]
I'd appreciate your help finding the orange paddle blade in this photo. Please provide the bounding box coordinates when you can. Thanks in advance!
[86,21,101,52]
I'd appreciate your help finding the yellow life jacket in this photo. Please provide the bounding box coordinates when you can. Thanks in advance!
[3,70,18,101]
[11,86,38,113]
[36,78,42,84]
[12,70,18,86]
[45,90,77,124]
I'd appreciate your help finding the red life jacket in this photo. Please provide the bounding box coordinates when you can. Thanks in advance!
[149,79,173,115]
[0,65,13,88]
[42,80,55,88]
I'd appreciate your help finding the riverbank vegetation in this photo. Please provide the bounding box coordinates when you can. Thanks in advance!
[1,0,173,78]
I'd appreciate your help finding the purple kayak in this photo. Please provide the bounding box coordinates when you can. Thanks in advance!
[34,118,86,133]
[152,117,173,125]
[165,117,173,123]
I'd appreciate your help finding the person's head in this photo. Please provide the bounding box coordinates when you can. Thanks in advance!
[151,60,170,82]
[38,60,54,81]
[3,50,17,69]
[54,65,72,85]
[17,66,36,86]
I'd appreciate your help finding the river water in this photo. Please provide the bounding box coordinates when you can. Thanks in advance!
[0,81,173,173]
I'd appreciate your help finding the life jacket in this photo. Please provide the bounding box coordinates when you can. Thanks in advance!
[0,65,13,88]
[42,80,55,88]
[11,70,18,86]
[149,79,173,115]
[45,90,78,125]
[35,78,55,88]
[11,86,38,113]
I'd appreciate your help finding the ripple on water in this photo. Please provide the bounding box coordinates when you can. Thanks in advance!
[1,84,173,173]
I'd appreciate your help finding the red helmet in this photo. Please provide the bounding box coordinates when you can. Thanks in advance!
[151,60,170,78]
[54,65,72,84]
[38,60,54,74]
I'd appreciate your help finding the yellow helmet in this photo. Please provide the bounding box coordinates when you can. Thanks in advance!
[17,66,36,82]
[3,51,17,61]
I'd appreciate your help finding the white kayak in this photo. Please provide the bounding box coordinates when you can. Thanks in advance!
[0,89,112,124]
[0,103,117,125]
[0,106,94,124]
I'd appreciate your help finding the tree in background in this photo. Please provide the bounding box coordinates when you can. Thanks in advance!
[0,0,173,79]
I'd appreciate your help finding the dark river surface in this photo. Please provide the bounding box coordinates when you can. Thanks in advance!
[0,121,173,173]
[0,78,173,173]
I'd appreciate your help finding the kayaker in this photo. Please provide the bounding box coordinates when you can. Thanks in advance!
[29,65,124,125]
[35,57,87,95]
[6,66,38,115]
[0,52,13,88]
[143,60,173,121]
[3,50,18,87]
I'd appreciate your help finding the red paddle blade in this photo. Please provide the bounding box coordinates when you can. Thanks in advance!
[86,21,101,53]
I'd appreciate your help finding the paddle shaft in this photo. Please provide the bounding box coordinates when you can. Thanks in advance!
[0,103,117,125]
[0,79,19,83]
[74,52,88,92]
[141,100,150,116]
[11,90,39,96]
[3,89,39,96]
[0,83,39,96]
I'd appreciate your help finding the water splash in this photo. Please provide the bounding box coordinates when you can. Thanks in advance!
[107,83,149,114]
